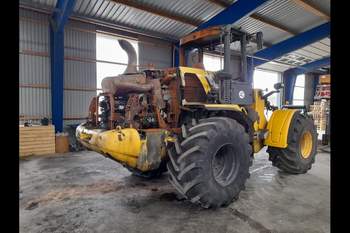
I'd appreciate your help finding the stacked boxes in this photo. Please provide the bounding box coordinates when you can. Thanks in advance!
[314,84,330,99]
[319,74,330,84]
[309,99,330,131]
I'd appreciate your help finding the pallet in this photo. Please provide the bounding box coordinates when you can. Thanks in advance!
[19,125,55,157]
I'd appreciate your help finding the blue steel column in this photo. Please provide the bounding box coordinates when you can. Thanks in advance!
[283,71,297,104]
[173,42,180,67]
[50,28,64,132]
[50,0,76,132]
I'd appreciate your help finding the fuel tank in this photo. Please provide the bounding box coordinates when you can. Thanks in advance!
[76,123,168,172]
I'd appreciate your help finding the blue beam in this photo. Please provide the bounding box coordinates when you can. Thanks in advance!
[285,56,330,76]
[50,0,76,133]
[282,56,330,103]
[253,22,330,66]
[196,0,269,31]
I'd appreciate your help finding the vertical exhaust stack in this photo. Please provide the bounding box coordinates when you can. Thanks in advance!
[101,39,149,95]
[118,39,138,74]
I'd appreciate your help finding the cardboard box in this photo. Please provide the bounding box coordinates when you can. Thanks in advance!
[55,134,69,153]
[319,74,330,84]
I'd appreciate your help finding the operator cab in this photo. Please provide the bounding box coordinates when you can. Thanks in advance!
[178,25,264,106]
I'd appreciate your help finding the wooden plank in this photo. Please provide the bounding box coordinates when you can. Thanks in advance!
[20,150,55,157]
[19,127,54,131]
[20,134,55,138]
[20,146,55,151]
[20,132,54,135]
[19,125,56,156]
[20,143,55,148]
[19,138,55,143]
[20,136,55,140]
[292,0,330,20]
[20,147,55,152]
[20,132,55,136]
[20,139,55,144]
[20,141,55,146]
[20,146,55,152]
[250,14,296,35]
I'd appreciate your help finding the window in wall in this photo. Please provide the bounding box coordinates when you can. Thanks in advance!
[253,69,280,107]
[96,33,138,94]
[203,53,223,72]
[293,74,305,105]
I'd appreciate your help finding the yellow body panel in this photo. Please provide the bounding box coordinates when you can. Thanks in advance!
[179,66,211,94]
[250,89,267,153]
[264,109,297,148]
[81,127,145,169]
[251,89,267,131]
[76,125,169,172]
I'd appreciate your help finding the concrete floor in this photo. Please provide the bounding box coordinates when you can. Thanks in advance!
[20,148,330,233]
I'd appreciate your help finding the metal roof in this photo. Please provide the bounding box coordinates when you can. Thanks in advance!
[19,0,330,72]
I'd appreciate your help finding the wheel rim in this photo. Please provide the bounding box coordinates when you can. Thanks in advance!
[300,131,313,159]
[212,143,238,186]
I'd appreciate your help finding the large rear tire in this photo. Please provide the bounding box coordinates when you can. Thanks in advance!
[267,113,317,174]
[167,117,251,208]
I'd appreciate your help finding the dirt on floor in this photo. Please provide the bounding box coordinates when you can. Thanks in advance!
[19,148,330,233]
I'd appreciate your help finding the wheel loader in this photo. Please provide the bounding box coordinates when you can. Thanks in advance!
[76,25,317,208]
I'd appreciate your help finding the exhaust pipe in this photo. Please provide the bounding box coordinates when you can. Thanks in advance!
[118,39,138,74]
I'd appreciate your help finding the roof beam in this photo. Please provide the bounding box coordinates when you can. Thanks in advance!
[253,22,330,66]
[110,0,200,27]
[249,13,297,35]
[285,56,330,75]
[207,0,297,35]
[292,0,330,21]
[196,0,269,31]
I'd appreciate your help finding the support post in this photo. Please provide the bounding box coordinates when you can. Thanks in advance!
[50,28,64,132]
[49,0,76,132]
[283,71,297,104]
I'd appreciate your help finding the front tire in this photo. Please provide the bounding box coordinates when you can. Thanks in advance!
[267,113,317,174]
[167,117,251,208]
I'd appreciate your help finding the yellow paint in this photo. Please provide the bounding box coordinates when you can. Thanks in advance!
[179,66,211,94]
[251,89,267,131]
[300,131,313,158]
[264,109,297,148]
[203,104,244,112]
[165,136,176,143]
[77,126,146,169]
[249,89,268,153]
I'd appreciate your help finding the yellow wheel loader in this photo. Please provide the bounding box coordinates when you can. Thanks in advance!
[76,25,317,208]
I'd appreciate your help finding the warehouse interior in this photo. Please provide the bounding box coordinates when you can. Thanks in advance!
[19,0,330,232]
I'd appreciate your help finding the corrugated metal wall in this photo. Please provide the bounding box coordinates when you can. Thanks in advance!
[19,9,51,121]
[19,8,173,129]
[138,35,172,70]
[19,9,96,127]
